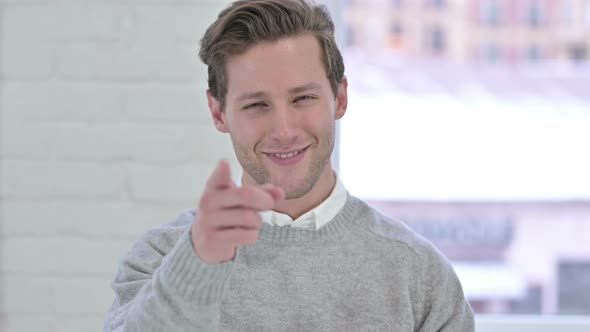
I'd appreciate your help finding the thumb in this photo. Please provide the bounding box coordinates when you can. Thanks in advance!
[206,160,235,191]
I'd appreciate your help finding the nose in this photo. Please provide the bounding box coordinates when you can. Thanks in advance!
[270,105,298,144]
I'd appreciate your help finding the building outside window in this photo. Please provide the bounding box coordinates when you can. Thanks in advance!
[569,45,588,62]
[337,0,590,330]
[526,0,543,27]
[482,43,501,63]
[558,262,590,315]
[481,0,502,26]
[389,22,404,49]
[426,26,446,54]
[425,0,446,9]
[391,0,404,9]
[527,45,541,62]
[561,0,575,25]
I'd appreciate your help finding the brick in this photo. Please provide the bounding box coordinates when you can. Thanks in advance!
[0,123,56,159]
[2,314,105,332]
[124,3,228,44]
[55,314,106,332]
[55,42,200,82]
[101,0,229,5]
[125,123,226,164]
[0,142,237,202]
[51,123,130,161]
[189,133,236,164]
[0,40,57,80]
[1,236,130,275]
[0,82,211,125]
[122,84,211,124]
[1,199,183,238]
[2,274,113,314]
[57,278,116,314]
[1,160,126,199]
[127,161,210,205]
[2,276,53,314]
[0,4,122,44]
[128,154,238,204]
[2,314,57,332]
[0,122,129,161]
[0,0,50,3]
[1,82,125,124]
[1,121,225,162]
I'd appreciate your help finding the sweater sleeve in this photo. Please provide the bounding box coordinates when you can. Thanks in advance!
[417,249,475,332]
[103,218,234,332]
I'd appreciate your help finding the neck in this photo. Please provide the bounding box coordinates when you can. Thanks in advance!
[243,164,336,220]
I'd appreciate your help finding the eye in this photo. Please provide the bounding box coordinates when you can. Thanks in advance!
[242,102,267,110]
[293,95,317,104]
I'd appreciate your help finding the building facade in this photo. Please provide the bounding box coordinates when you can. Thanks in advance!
[344,0,590,64]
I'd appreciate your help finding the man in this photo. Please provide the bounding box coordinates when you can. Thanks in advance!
[104,0,475,331]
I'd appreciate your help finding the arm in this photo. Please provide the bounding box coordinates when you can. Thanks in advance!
[104,225,234,332]
[104,161,283,331]
[417,250,475,332]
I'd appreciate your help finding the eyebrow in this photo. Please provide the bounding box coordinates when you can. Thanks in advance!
[236,91,267,102]
[288,82,322,94]
[235,83,322,102]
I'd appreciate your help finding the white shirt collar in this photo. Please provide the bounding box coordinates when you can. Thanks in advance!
[259,176,347,230]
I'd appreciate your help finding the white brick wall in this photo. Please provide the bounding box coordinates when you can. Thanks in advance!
[0,1,233,331]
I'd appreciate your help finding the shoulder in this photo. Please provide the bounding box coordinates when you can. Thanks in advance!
[354,199,435,255]
[352,197,452,271]
[352,198,472,324]
[116,209,195,276]
[134,209,194,254]
[138,209,193,246]
[145,208,195,243]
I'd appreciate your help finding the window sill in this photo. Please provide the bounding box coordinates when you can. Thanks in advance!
[475,315,590,332]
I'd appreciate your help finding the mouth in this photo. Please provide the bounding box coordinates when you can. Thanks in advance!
[263,146,309,166]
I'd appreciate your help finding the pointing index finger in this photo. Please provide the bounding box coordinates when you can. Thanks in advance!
[206,160,235,191]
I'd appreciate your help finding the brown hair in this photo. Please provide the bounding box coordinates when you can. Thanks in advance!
[199,0,345,107]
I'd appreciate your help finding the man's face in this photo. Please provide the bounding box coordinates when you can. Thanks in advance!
[208,33,347,199]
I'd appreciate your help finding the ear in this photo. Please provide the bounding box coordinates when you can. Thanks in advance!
[207,90,229,133]
[335,75,348,120]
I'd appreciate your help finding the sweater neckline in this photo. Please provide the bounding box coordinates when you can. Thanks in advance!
[257,194,365,244]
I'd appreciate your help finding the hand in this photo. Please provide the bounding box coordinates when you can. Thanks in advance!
[191,160,284,264]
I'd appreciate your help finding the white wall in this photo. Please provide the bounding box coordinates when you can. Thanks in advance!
[0,1,234,331]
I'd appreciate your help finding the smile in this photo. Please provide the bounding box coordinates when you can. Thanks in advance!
[272,149,302,159]
[264,146,309,165]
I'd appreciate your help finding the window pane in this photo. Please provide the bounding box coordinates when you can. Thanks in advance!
[341,0,590,316]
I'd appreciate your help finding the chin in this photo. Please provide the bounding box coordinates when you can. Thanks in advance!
[274,176,315,200]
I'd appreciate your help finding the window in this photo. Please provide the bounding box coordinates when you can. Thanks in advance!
[425,26,445,54]
[344,25,355,47]
[558,262,590,314]
[390,22,403,36]
[391,0,404,9]
[569,45,587,62]
[526,0,543,27]
[425,0,445,9]
[527,45,541,62]
[483,43,500,63]
[335,0,590,329]
[560,0,575,26]
[481,0,501,26]
[389,22,404,49]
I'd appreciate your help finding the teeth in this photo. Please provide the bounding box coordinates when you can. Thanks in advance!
[273,150,300,159]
